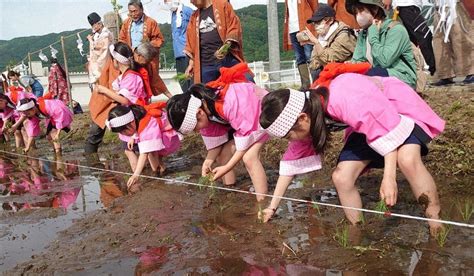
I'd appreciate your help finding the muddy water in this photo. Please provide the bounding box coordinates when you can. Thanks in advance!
[0,153,111,271]
[1,146,473,275]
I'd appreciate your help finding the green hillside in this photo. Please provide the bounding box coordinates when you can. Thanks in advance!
[0,4,294,72]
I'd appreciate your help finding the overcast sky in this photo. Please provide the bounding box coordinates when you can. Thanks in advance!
[0,0,288,40]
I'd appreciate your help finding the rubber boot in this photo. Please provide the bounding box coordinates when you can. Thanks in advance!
[298,63,311,91]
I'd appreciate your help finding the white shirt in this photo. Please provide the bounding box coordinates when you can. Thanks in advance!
[392,0,423,8]
[288,0,300,34]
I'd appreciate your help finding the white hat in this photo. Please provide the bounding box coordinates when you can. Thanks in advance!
[105,110,135,130]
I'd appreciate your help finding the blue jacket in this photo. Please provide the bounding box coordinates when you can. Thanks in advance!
[171,5,194,59]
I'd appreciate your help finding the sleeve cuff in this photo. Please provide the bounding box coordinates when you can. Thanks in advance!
[369,115,415,156]
[279,155,322,176]
[138,139,165,153]
[202,134,229,150]
[234,131,269,151]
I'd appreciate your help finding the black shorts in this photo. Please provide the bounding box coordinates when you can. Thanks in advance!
[121,141,139,153]
[338,124,430,169]
[46,122,71,135]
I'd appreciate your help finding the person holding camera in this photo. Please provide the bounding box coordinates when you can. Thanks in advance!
[299,4,357,80]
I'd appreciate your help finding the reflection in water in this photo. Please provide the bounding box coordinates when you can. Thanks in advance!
[0,151,129,271]
[0,154,80,212]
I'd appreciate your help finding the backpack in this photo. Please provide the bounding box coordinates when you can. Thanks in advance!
[387,21,428,92]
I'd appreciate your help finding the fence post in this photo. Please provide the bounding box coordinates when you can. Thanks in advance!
[60,36,73,109]
[27,52,32,74]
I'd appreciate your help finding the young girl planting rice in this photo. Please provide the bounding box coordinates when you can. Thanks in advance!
[106,103,180,192]
[167,63,269,201]
[13,96,73,154]
[259,63,445,235]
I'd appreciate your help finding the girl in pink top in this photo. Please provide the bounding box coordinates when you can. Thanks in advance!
[106,104,180,192]
[0,92,40,151]
[94,42,147,171]
[167,65,270,201]
[259,73,445,234]
[13,97,73,154]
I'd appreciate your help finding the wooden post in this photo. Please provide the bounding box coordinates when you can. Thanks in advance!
[60,36,73,109]
[27,52,32,74]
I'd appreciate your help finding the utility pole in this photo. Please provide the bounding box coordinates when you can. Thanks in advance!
[267,0,280,82]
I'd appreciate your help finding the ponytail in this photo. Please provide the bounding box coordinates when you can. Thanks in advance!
[305,87,330,154]
[188,84,220,117]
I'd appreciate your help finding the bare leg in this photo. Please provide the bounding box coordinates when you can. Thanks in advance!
[332,160,370,224]
[14,130,24,149]
[148,152,165,175]
[48,129,62,153]
[216,141,236,186]
[242,142,268,201]
[397,144,441,235]
[124,149,138,172]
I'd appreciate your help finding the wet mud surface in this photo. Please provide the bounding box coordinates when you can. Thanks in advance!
[1,85,473,275]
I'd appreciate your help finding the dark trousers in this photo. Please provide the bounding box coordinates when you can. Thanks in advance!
[366,66,389,77]
[289,32,313,65]
[201,55,254,84]
[176,56,192,93]
[84,122,106,153]
[398,6,436,75]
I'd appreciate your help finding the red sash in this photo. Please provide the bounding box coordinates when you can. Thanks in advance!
[137,101,167,134]
[37,97,49,117]
[313,62,371,88]
[206,63,251,120]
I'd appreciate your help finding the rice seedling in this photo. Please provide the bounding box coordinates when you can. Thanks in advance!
[333,224,350,248]
[218,43,231,56]
[198,173,216,198]
[312,203,321,216]
[457,200,473,223]
[435,225,451,247]
[357,213,366,225]
[173,73,191,84]
[257,203,264,223]
[374,199,390,218]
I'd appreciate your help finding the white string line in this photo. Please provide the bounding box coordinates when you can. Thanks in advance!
[0,150,473,229]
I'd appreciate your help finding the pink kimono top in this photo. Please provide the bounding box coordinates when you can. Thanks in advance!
[200,82,270,151]
[112,70,146,142]
[4,91,41,137]
[136,113,181,156]
[279,73,445,176]
[41,99,74,130]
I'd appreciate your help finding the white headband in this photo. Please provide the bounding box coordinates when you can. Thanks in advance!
[178,95,202,134]
[16,100,35,112]
[109,44,131,65]
[263,89,306,138]
[105,110,135,130]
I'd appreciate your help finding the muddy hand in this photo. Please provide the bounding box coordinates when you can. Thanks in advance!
[201,159,214,177]
[380,177,398,206]
[127,175,140,191]
[211,165,229,181]
[260,208,275,223]
[184,64,193,78]
[127,139,135,151]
